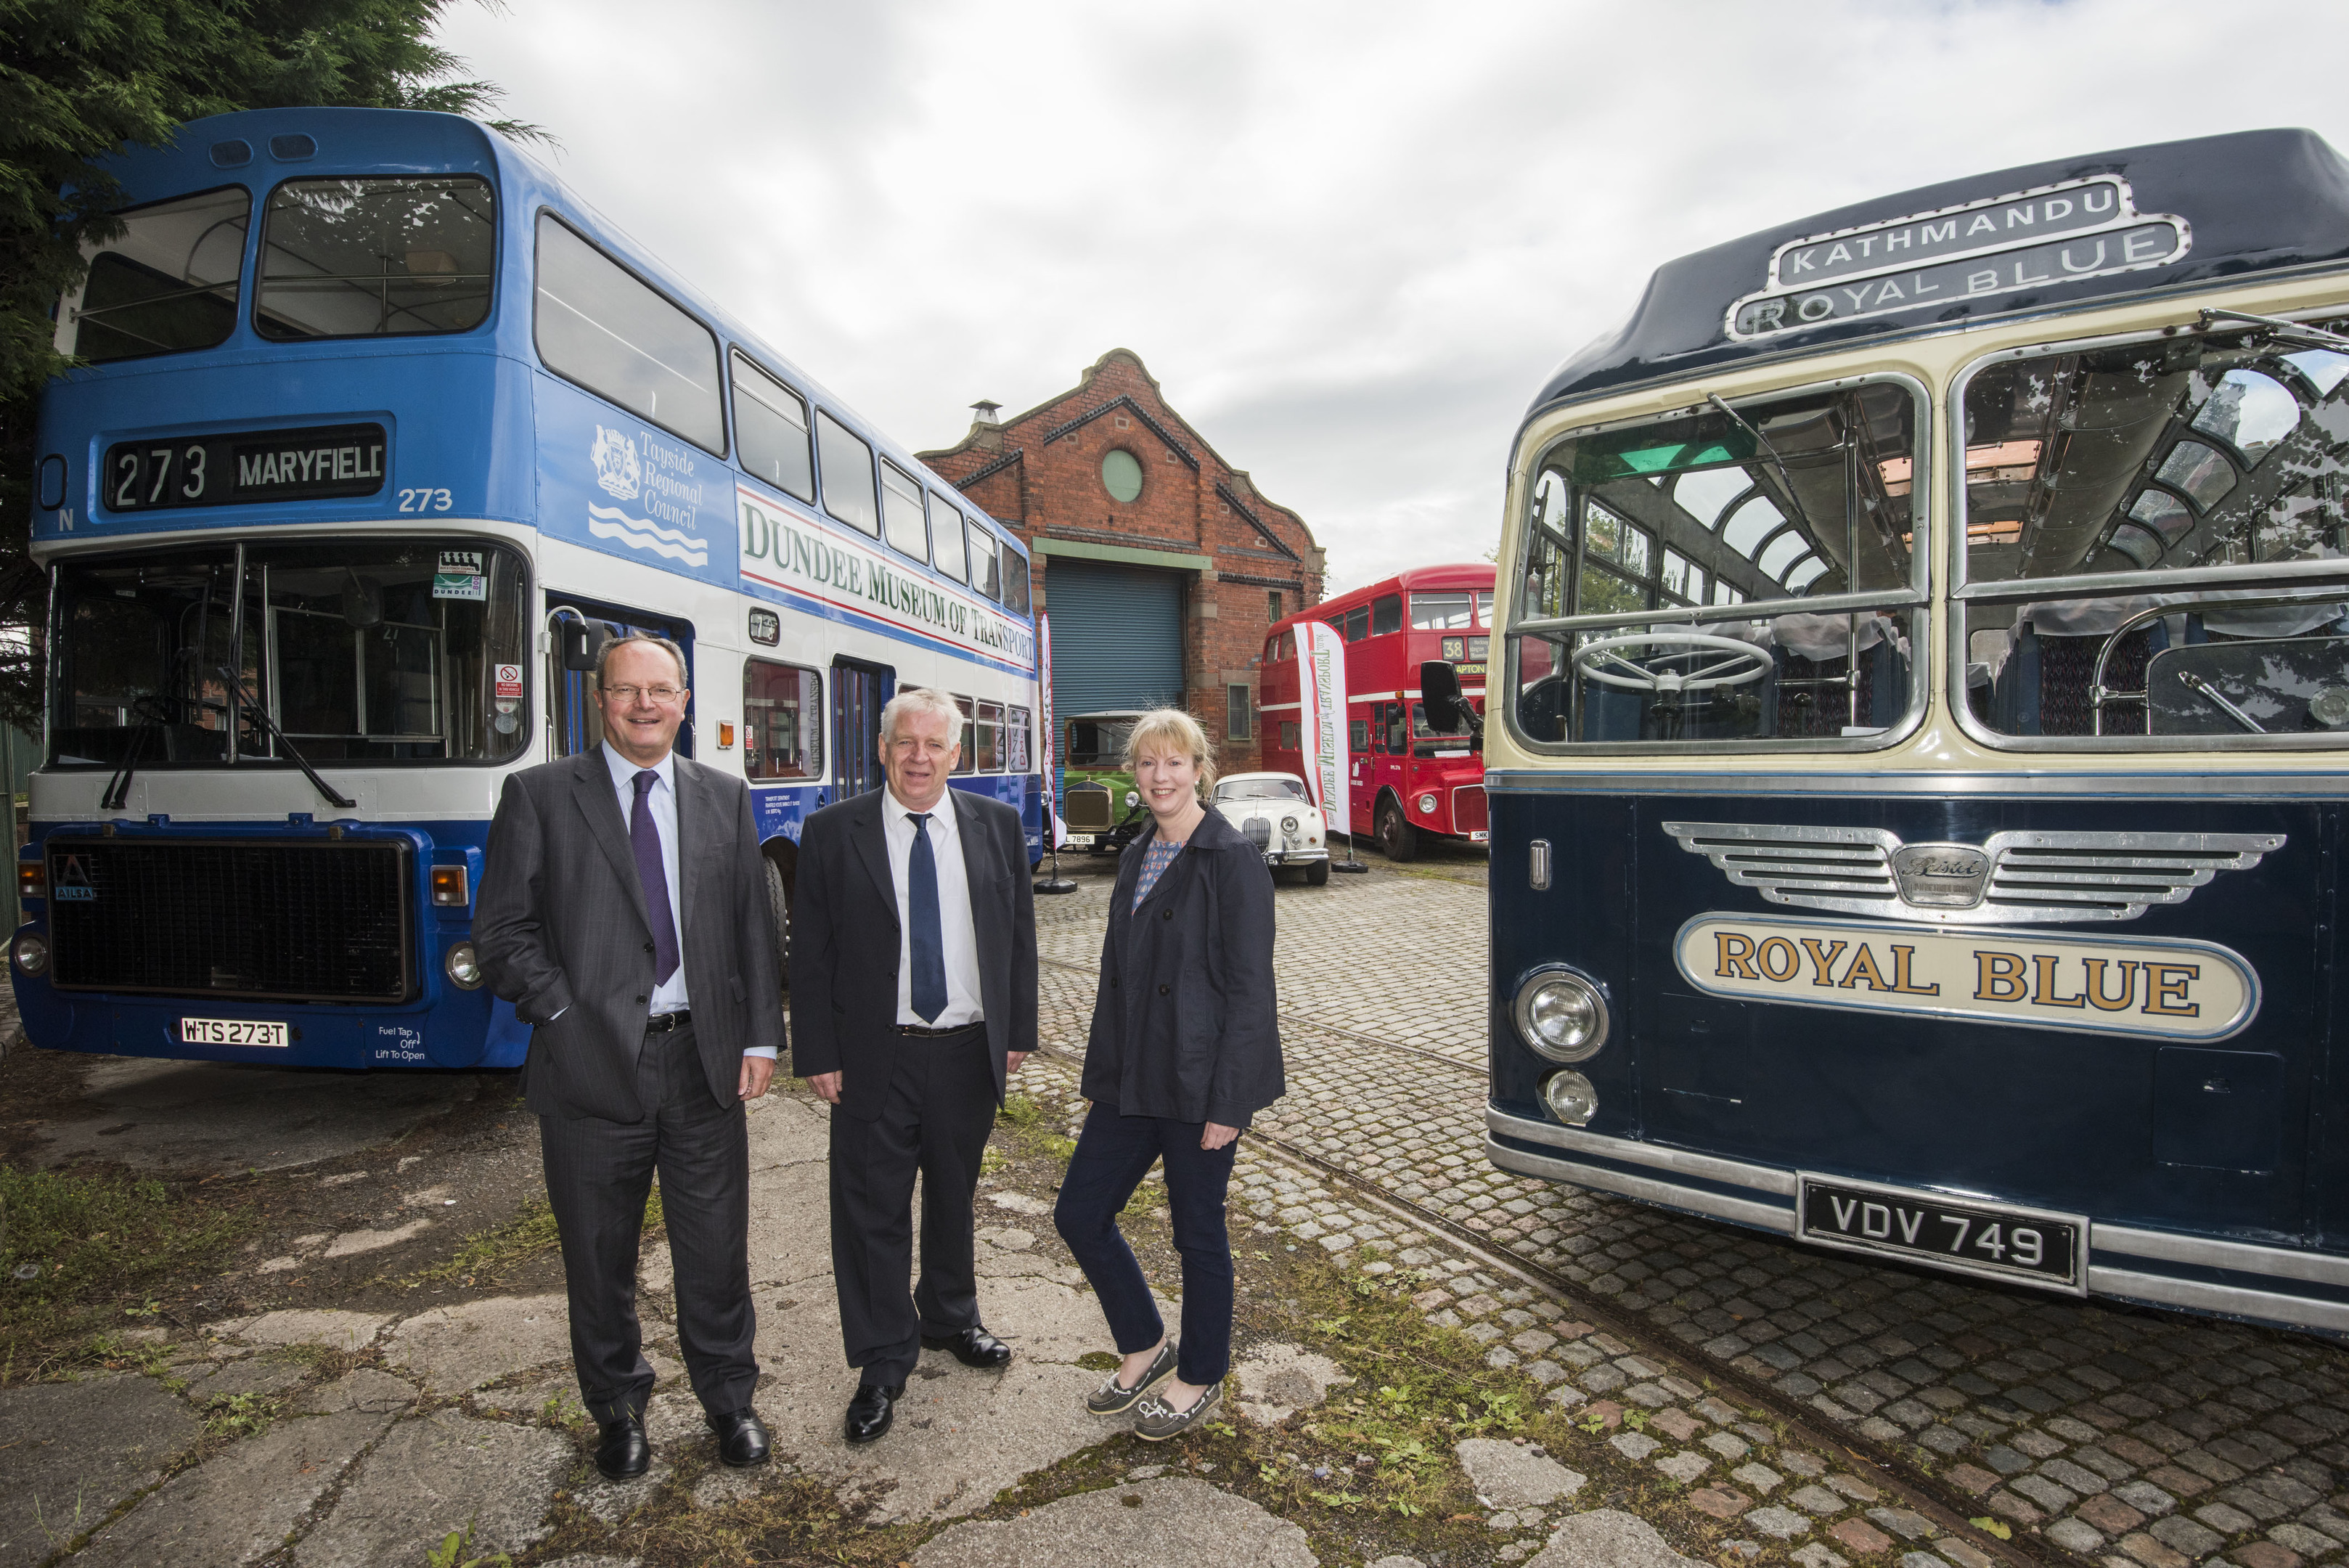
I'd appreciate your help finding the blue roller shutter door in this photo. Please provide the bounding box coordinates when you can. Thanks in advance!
[1045,559,1184,716]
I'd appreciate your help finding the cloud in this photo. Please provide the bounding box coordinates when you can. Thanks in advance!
[436,0,2349,591]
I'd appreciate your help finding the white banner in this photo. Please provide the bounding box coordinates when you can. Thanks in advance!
[1298,620,1349,837]
[1038,611,1058,836]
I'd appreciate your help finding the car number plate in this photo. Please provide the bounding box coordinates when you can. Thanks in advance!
[1797,1173,2084,1291]
[1471,831,1490,842]
[181,1018,289,1048]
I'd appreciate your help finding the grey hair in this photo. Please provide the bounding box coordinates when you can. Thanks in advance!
[881,686,965,747]
[595,631,690,690]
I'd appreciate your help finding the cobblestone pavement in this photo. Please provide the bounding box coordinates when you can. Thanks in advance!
[1031,854,2349,1568]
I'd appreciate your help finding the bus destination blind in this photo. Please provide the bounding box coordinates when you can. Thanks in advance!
[103,422,387,513]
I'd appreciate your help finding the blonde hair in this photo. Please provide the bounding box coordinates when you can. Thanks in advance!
[1122,706,1218,793]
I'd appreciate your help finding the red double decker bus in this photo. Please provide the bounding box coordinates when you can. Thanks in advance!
[1259,563,1493,859]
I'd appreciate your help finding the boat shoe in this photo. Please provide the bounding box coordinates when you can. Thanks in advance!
[1086,1340,1178,1415]
[1132,1378,1222,1441]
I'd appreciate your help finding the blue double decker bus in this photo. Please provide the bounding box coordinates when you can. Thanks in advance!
[1459,128,2349,1333]
[15,107,1040,1071]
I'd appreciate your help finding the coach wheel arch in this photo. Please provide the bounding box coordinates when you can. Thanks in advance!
[761,837,798,995]
[1375,790,1419,862]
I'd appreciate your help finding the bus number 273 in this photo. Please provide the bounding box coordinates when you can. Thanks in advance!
[397,488,454,513]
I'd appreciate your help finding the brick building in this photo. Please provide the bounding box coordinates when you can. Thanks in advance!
[919,348,1323,769]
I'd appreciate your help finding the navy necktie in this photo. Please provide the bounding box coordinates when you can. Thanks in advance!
[631,769,680,987]
[907,812,947,1023]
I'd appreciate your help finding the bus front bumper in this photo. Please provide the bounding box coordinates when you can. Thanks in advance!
[1486,1106,2349,1336]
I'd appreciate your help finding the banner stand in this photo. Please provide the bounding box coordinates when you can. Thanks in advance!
[1301,621,1371,875]
[1033,608,1077,894]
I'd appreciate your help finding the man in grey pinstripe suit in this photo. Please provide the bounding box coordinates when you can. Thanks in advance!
[476,633,785,1482]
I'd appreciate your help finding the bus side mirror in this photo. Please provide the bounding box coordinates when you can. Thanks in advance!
[1421,659,1473,734]
[560,620,610,672]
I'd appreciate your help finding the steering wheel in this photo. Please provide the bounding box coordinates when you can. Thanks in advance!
[1571,632,1773,693]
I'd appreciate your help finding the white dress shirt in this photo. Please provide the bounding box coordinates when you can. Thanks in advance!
[883,786,985,1028]
[597,743,777,1060]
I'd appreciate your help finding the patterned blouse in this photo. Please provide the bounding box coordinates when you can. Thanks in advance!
[1133,834,1185,910]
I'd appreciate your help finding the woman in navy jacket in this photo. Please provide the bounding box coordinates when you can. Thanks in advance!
[1055,708,1285,1440]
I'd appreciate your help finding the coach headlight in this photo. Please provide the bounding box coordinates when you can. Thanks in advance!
[444,942,485,989]
[1513,965,1608,1062]
[12,933,48,976]
[1543,1069,1598,1127]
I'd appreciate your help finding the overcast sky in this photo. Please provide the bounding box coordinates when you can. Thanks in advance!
[436,0,2349,594]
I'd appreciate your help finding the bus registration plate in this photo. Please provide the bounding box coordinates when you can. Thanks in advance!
[1797,1174,2084,1292]
[181,1018,289,1049]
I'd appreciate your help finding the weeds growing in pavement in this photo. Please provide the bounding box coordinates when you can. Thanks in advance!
[203,1389,273,1440]
[424,1520,512,1568]
[0,1164,252,1375]
[406,1186,664,1290]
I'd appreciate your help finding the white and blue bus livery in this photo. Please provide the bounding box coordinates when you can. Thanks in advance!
[16,107,1039,1072]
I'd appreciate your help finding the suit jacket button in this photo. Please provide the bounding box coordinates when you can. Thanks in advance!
[1157,983,1170,995]
[635,995,646,1003]
[1161,908,1173,920]
[643,942,654,953]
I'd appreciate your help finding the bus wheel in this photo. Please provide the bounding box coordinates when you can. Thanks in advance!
[1305,859,1331,886]
[764,857,791,992]
[1377,798,1419,862]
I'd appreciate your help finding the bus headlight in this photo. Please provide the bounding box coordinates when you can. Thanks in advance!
[1513,966,1608,1062]
[12,934,48,976]
[444,942,485,989]
[1543,1069,1598,1127]
[1417,792,1438,814]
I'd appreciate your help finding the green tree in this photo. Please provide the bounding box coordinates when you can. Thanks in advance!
[0,0,540,727]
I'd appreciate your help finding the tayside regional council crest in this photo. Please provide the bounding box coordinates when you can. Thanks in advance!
[592,426,641,500]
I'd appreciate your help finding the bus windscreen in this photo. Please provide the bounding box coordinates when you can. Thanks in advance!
[1959,322,2349,741]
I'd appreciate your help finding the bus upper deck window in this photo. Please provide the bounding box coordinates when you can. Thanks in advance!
[256,177,492,342]
[881,462,929,560]
[535,215,724,453]
[732,354,814,502]
[1371,595,1402,636]
[1475,590,1492,626]
[1509,377,1924,748]
[1002,550,1031,616]
[967,524,1001,602]
[1413,592,1472,631]
[68,187,249,364]
[1958,320,2349,743]
[1345,605,1368,642]
[814,412,879,536]
[929,495,968,581]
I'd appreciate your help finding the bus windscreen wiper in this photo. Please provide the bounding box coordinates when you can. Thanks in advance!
[99,698,167,812]
[215,663,357,809]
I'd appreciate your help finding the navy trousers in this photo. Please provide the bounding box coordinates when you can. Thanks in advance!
[1053,1102,1238,1387]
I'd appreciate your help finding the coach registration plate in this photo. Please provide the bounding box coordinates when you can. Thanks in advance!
[181,1018,289,1048]
[1797,1173,2085,1293]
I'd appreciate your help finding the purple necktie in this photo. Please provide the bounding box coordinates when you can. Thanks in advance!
[631,769,680,987]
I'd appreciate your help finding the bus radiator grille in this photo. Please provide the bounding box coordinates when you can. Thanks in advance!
[1453,785,1489,835]
[45,837,414,1004]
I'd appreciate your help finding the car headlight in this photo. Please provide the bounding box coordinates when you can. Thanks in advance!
[12,933,49,976]
[1417,792,1438,814]
[1281,814,1299,833]
[1513,966,1609,1062]
[1543,1069,1598,1126]
[445,941,485,989]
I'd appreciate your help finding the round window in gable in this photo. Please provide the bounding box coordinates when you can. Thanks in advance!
[1102,449,1143,503]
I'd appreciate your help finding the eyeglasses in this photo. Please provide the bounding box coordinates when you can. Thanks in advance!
[603,684,685,705]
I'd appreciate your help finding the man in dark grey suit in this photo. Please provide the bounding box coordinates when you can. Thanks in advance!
[476,633,784,1482]
[791,687,1037,1445]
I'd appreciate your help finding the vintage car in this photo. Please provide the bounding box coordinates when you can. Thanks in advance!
[1213,773,1329,883]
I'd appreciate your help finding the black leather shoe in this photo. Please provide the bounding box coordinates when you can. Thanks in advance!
[846,1381,902,1445]
[595,1413,650,1481]
[706,1406,771,1467]
[921,1326,1013,1369]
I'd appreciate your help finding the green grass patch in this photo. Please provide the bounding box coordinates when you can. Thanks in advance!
[0,1164,252,1371]
[990,1094,1079,1172]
